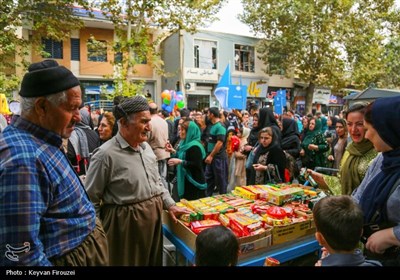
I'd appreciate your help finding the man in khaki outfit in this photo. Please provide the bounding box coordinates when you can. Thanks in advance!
[85,95,190,266]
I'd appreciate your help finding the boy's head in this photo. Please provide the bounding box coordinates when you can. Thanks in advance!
[313,195,363,252]
[195,225,239,266]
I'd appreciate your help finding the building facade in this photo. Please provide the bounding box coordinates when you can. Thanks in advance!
[161,30,294,111]
[14,6,161,108]
[10,7,299,112]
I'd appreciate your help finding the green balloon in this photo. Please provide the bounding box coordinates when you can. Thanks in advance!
[163,98,170,105]
[177,100,185,109]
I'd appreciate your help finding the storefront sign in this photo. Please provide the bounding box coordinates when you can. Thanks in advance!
[329,94,345,105]
[247,81,267,98]
[184,67,218,82]
[313,88,331,105]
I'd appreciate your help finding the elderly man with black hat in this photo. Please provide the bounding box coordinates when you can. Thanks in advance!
[84,95,191,266]
[0,60,109,266]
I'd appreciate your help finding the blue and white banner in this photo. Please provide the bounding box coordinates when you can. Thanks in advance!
[227,84,247,110]
[274,89,286,115]
[214,64,247,110]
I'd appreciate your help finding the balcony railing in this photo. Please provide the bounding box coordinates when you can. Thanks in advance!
[85,100,114,112]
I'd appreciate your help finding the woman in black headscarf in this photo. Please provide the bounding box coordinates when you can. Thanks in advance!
[281,118,301,158]
[246,113,259,148]
[247,127,286,185]
[246,107,282,150]
[243,107,282,183]
[281,118,301,181]
[257,107,282,144]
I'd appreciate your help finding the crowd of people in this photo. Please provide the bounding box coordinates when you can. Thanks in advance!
[1,59,399,266]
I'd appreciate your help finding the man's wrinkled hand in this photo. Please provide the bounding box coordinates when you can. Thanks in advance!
[167,205,193,223]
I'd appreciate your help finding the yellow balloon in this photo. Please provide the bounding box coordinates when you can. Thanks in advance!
[0,94,11,115]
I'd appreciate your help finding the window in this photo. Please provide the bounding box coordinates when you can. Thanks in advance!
[113,43,146,64]
[193,39,217,69]
[114,43,122,63]
[42,38,63,59]
[134,53,147,64]
[70,38,80,61]
[194,45,199,68]
[212,47,217,69]
[114,51,123,63]
[234,44,255,72]
[87,39,107,62]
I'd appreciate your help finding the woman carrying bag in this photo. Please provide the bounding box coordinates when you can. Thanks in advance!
[247,127,286,185]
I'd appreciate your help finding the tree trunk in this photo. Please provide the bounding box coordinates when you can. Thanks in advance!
[127,0,132,79]
[305,82,315,114]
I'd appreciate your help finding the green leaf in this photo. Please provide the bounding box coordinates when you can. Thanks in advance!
[240,0,400,113]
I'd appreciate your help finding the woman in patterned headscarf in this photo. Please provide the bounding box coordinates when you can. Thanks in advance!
[300,117,329,170]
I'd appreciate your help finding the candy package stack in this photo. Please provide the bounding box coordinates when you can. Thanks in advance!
[176,183,317,237]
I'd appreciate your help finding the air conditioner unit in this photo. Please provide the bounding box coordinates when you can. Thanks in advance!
[186,82,196,92]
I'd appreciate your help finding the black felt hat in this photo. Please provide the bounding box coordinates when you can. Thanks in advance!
[19,60,80,97]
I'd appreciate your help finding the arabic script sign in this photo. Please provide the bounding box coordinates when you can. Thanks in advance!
[184,68,218,82]
[312,88,331,105]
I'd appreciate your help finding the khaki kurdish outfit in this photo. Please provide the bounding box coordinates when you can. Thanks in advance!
[85,133,175,266]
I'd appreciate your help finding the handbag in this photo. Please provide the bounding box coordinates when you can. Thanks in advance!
[361,177,400,262]
[362,221,400,261]
[265,164,283,184]
[245,146,256,169]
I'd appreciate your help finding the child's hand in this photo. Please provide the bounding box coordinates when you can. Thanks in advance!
[320,247,329,259]
[315,247,329,266]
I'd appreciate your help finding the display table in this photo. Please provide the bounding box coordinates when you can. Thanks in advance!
[163,224,321,266]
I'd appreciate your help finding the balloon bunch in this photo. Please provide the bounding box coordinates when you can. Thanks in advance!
[161,90,185,113]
